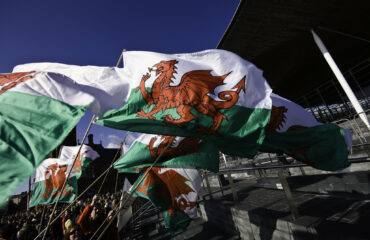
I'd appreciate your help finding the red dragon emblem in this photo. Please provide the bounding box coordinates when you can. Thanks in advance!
[72,150,88,174]
[145,135,200,160]
[137,167,197,215]
[0,71,36,94]
[135,60,246,134]
[41,163,73,199]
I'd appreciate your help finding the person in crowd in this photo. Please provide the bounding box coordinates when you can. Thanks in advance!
[0,192,122,240]
[77,195,104,237]
[62,223,83,240]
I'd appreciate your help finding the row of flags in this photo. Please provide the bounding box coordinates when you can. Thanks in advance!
[29,141,203,233]
[0,49,353,234]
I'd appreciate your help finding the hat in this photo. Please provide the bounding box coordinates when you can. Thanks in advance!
[65,219,72,231]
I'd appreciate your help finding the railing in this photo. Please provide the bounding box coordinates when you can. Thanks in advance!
[201,156,370,220]
[294,58,370,123]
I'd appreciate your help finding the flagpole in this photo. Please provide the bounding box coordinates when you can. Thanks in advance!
[114,169,119,193]
[38,205,46,234]
[97,141,124,193]
[91,138,175,240]
[311,30,370,130]
[116,49,125,68]
[27,176,31,210]
[37,50,126,240]
[222,153,228,167]
[41,115,96,240]
[89,187,128,239]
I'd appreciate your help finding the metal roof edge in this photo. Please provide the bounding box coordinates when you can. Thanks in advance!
[216,0,245,49]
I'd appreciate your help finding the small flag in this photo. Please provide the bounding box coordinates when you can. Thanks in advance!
[122,178,132,193]
[133,166,202,234]
[114,133,219,173]
[58,145,100,179]
[29,158,78,207]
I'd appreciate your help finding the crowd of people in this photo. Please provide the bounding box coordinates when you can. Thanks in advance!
[0,192,123,240]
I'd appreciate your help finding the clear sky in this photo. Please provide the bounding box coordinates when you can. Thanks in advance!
[1,0,239,194]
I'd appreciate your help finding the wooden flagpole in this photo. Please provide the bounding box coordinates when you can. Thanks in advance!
[41,115,96,240]
[34,146,124,239]
[39,50,126,240]
[27,176,31,210]
[38,205,46,234]
[91,138,175,240]
[97,141,123,193]
[114,169,119,193]
[97,50,126,194]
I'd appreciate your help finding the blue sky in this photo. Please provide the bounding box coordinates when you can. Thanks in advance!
[1,0,239,194]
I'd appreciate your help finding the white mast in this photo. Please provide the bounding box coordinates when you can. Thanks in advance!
[311,30,370,130]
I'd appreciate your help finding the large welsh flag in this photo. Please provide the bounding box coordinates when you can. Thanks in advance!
[260,93,353,171]
[98,50,272,157]
[15,50,272,158]
[58,145,100,179]
[0,72,94,205]
[132,166,202,235]
[29,158,78,207]
[114,133,219,173]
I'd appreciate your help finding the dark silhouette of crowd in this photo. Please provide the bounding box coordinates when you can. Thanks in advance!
[0,192,122,240]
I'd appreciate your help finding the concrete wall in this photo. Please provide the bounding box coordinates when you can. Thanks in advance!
[199,200,317,240]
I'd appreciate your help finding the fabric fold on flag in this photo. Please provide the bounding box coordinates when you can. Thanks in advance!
[58,145,100,179]
[98,50,272,157]
[0,72,94,205]
[14,49,272,158]
[29,158,78,207]
[114,133,219,173]
[260,93,352,171]
[132,166,202,235]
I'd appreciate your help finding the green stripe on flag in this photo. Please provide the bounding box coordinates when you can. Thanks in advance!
[29,176,78,207]
[97,88,270,158]
[260,124,350,171]
[74,157,95,179]
[115,140,219,173]
[0,91,87,205]
[163,210,191,235]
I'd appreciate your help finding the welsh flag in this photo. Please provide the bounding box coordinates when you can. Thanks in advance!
[260,93,353,171]
[15,50,272,158]
[132,166,202,235]
[29,158,78,207]
[0,72,94,205]
[58,145,100,179]
[114,133,219,173]
[97,50,272,157]
[10,49,271,206]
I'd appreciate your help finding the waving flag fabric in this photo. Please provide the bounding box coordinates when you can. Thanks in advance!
[0,72,93,205]
[132,166,202,235]
[29,158,78,207]
[260,93,352,171]
[114,133,219,173]
[98,50,272,157]
[58,145,100,179]
[15,50,272,157]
